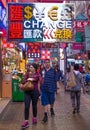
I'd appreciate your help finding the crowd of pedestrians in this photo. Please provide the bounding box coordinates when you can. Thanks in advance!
[20,60,86,129]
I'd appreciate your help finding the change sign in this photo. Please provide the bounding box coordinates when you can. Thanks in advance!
[8,3,74,42]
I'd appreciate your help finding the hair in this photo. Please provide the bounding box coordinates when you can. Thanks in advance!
[55,64,60,71]
[44,59,50,62]
[31,63,38,72]
[74,64,79,71]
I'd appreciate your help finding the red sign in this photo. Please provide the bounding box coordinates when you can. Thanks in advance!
[19,0,63,2]
[3,40,15,48]
[74,21,90,32]
[8,4,24,39]
[60,43,66,48]
[74,21,90,28]
[72,43,83,50]
[9,5,23,21]
[42,43,58,48]
[27,42,41,58]
[41,50,50,59]
[87,5,90,19]
[9,22,23,39]
[1,0,6,8]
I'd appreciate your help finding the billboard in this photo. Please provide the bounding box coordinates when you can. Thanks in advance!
[8,3,75,42]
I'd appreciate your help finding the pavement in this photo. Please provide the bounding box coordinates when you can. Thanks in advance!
[0,85,90,130]
[0,98,10,114]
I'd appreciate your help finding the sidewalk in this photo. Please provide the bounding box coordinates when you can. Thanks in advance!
[0,98,10,114]
[0,86,90,130]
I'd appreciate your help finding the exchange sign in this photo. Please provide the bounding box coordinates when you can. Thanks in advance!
[8,3,74,42]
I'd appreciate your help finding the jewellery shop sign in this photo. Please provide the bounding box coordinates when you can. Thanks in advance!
[8,3,75,42]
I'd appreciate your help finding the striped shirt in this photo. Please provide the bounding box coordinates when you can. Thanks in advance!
[40,67,58,92]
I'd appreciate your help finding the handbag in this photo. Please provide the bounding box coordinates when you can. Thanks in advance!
[19,81,34,91]
[67,72,76,88]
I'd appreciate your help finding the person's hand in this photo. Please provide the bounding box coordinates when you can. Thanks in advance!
[18,84,23,89]
[27,78,34,81]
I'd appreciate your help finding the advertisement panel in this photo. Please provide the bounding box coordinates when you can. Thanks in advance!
[0,1,7,36]
[27,42,41,58]
[8,3,75,42]
[72,43,83,50]
[70,1,89,20]
[85,25,90,50]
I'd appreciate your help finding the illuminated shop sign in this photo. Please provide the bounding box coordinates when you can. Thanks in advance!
[27,42,41,58]
[8,3,74,42]
[74,21,90,32]
[41,50,50,59]
[0,2,7,36]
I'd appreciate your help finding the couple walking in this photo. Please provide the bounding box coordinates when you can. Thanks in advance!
[21,59,59,129]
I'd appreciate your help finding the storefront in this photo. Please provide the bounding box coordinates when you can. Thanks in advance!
[5,2,74,98]
[7,2,74,72]
[0,0,7,98]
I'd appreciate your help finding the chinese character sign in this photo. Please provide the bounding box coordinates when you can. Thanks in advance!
[8,3,75,42]
[8,3,43,42]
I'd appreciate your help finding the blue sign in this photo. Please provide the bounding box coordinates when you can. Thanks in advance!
[75,13,88,20]
[0,2,7,29]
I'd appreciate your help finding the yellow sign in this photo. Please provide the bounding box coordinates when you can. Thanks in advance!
[20,60,26,72]
[54,29,72,39]
[48,6,58,21]
[24,6,33,20]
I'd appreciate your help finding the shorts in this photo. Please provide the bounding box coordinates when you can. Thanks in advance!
[41,91,55,106]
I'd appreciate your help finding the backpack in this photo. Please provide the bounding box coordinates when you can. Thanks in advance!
[67,71,76,88]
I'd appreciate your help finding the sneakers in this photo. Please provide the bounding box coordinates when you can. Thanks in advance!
[33,117,37,124]
[50,108,55,116]
[42,112,48,123]
[21,121,29,129]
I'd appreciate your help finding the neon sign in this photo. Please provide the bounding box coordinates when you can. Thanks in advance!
[8,3,74,42]
[0,2,7,36]
[27,42,41,58]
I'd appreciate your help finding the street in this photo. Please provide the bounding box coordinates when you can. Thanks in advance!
[0,85,90,130]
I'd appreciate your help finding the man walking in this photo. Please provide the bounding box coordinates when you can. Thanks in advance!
[40,59,58,123]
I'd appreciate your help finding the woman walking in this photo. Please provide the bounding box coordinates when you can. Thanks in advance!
[21,63,40,129]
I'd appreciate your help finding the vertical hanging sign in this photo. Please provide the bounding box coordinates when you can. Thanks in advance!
[0,2,7,36]
[8,3,43,42]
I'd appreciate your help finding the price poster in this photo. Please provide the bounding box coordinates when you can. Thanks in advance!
[8,3,74,42]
